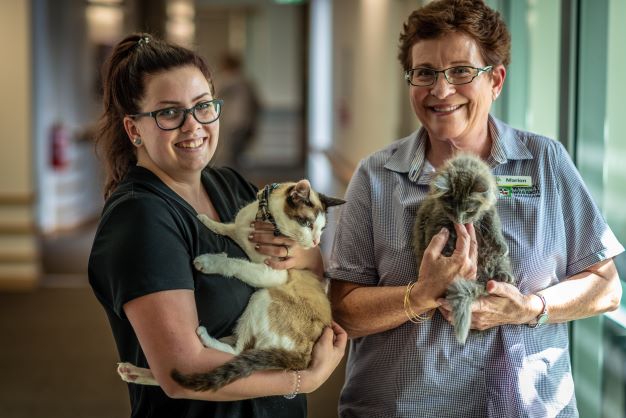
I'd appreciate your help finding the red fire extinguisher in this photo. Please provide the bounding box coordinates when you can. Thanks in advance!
[50,122,69,170]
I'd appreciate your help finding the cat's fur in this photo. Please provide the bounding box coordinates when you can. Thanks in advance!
[412,153,514,344]
[117,179,345,391]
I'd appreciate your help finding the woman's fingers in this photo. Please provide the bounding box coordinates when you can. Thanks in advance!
[331,321,348,348]
[466,223,478,265]
[423,228,450,260]
[452,223,478,279]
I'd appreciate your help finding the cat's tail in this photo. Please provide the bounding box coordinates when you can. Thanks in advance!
[446,277,488,345]
[170,348,309,392]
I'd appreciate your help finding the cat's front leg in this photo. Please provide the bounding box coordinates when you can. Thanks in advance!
[117,362,159,386]
[197,214,236,238]
[194,253,288,288]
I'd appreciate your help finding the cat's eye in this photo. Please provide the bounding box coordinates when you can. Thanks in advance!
[297,217,313,229]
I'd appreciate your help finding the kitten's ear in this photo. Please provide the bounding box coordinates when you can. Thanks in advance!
[291,179,312,203]
[473,177,489,194]
[432,172,450,195]
[319,193,346,210]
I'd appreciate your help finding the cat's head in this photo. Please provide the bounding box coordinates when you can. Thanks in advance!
[430,153,497,225]
[267,180,345,248]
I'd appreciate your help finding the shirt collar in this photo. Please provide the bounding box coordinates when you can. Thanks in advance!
[384,115,533,184]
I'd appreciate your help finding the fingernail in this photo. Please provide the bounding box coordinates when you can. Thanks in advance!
[264,259,270,265]
[440,228,448,234]
[250,222,255,228]
[255,244,260,250]
[248,234,254,240]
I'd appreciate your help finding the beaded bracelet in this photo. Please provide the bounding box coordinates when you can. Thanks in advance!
[284,370,301,399]
[403,280,433,323]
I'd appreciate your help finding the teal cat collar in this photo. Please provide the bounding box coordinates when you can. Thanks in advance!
[528,293,549,328]
[256,183,282,236]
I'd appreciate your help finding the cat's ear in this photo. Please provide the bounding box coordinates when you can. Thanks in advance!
[290,179,312,204]
[432,172,450,195]
[319,193,346,210]
[472,177,489,194]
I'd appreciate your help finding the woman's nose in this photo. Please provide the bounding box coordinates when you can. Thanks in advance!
[429,74,456,99]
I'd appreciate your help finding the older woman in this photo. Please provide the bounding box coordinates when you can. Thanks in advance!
[328,0,623,417]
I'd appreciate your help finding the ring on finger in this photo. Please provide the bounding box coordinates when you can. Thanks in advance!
[283,244,290,258]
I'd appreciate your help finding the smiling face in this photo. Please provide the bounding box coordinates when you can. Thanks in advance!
[409,32,505,152]
[123,65,218,185]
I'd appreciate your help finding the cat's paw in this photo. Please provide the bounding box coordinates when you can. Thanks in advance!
[194,253,228,274]
[196,325,211,345]
[493,271,515,284]
[117,362,157,385]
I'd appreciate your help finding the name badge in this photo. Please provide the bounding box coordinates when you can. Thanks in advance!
[496,175,539,198]
[495,175,533,187]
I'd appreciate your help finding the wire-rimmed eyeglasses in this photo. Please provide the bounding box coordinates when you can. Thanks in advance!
[129,99,223,131]
[404,65,493,87]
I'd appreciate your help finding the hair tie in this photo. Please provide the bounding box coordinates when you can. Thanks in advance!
[137,36,150,46]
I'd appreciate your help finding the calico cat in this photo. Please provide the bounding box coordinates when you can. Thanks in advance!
[117,179,345,391]
[412,153,514,344]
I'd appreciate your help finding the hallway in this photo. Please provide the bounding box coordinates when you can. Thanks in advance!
[0,163,347,418]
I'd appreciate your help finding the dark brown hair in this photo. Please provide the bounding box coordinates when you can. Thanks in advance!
[398,0,511,72]
[95,33,214,198]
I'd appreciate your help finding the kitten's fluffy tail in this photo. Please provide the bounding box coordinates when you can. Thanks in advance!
[171,348,309,392]
[446,277,489,344]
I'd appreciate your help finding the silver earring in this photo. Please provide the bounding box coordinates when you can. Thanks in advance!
[133,137,142,146]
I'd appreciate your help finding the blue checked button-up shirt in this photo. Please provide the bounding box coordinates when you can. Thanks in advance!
[327,116,624,418]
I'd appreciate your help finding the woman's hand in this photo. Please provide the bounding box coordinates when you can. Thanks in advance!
[249,221,324,274]
[300,322,348,393]
[412,223,479,310]
[438,280,536,329]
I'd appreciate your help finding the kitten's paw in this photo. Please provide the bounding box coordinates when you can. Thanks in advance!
[493,271,515,284]
[193,253,228,274]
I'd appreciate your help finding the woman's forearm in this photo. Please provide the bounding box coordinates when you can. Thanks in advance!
[329,281,435,338]
[538,258,621,323]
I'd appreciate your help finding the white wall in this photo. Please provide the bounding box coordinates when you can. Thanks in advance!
[331,0,420,169]
[0,0,32,197]
[0,0,39,289]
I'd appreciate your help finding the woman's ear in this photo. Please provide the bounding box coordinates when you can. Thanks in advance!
[490,64,506,100]
[123,116,141,145]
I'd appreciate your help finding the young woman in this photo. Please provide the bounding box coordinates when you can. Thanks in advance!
[88,33,346,418]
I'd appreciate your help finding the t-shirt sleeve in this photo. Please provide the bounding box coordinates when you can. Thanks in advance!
[326,160,380,285]
[552,142,625,276]
[90,195,195,319]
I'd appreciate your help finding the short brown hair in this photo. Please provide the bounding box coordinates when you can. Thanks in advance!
[398,0,511,72]
[95,33,214,198]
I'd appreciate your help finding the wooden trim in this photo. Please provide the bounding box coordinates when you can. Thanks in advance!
[0,221,36,234]
[0,192,34,205]
[0,253,38,263]
[0,276,39,291]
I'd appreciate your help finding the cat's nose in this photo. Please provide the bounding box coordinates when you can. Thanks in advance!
[312,238,320,247]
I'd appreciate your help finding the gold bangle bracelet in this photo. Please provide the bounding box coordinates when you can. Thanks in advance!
[403,280,433,323]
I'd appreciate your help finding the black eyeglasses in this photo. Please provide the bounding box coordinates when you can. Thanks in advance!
[129,99,223,131]
[404,65,493,87]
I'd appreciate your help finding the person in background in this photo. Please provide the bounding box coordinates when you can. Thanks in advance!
[213,51,261,171]
[88,32,346,418]
[327,0,623,417]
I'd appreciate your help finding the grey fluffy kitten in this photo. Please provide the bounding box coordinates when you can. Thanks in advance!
[412,153,514,344]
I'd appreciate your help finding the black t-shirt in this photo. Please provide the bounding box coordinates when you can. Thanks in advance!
[88,166,306,418]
